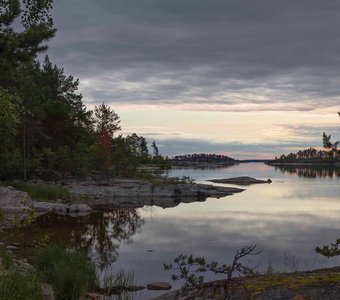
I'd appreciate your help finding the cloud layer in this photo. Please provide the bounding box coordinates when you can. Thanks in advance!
[49,0,340,111]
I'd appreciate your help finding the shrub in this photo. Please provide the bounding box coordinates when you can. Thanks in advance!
[164,245,260,299]
[0,269,42,300]
[35,247,97,300]
[3,182,70,201]
[0,250,13,270]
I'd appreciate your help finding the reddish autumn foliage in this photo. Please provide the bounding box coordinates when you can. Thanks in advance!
[96,128,112,170]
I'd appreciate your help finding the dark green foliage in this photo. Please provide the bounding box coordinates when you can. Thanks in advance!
[0,269,42,300]
[4,181,70,201]
[151,140,159,157]
[164,245,259,298]
[0,89,22,179]
[171,153,236,164]
[111,136,139,177]
[94,103,121,138]
[277,113,339,164]
[323,132,333,149]
[316,239,340,258]
[35,247,97,300]
[126,133,150,161]
[0,0,167,180]
[0,250,13,270]
[274,147,339,163]
[0,0,56,88]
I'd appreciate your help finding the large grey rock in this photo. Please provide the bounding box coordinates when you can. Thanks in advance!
[32,201,68,214]
[32,201,93,216]
[68,203,92,213]
[67,179,244,209]
[0,186,33,212]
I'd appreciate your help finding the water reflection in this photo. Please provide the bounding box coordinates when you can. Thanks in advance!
[273,164,340,178]
[2,163,339,300]
[18,209,144,269]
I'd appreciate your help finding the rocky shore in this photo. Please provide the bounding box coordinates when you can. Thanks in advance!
[153,266,340,300]
[66,178,244,209]
[0,178,244,220]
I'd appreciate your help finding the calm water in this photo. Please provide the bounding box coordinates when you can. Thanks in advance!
[6,163,340,299]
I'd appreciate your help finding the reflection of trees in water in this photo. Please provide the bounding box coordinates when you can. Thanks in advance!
[24,209,144,269]
[274,165,340,178]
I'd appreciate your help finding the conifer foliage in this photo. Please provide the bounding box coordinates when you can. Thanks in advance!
[0,1,161,179]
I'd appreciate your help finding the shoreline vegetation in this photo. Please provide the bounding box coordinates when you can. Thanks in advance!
[0,1,340,299]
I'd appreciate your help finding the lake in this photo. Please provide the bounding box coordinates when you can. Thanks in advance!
[7,163,340,299]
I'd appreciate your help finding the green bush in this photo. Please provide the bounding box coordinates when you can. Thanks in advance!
[0,269,42,300]
[35,247,97,300]
[3,182,70,201]
[0,250,13,270]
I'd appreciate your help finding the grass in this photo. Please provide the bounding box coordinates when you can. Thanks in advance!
[35,247,97,300]
[243,271,340,297]
[135,171,194,186]
[0,250,13,270]
[1,181,70,201]
[0,269,42,300]
[102,268,136,295]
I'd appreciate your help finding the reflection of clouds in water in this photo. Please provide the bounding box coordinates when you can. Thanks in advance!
[137,210,340,257]
[19,164,340,299]
[114,209,340,298]
[106,164,340,295]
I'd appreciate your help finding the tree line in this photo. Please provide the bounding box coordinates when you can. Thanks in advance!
[275,113,339,163]
[0,0,163,180]
[171,154,236,163]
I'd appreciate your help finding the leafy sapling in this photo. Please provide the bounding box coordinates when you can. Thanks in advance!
[164,245,260,299]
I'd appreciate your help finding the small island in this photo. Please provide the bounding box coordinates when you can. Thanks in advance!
[266,132,340,166]
[208,176,272,185]
[169,154,238,168]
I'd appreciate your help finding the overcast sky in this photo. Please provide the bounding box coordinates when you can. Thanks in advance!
[46,0,339,158]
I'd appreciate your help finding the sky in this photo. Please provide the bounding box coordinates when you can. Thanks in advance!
[46,0,339,159]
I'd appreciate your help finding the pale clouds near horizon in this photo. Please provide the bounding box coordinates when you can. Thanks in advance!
[46,0,339,158]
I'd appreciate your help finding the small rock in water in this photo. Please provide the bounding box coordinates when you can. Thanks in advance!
[147,249,154,252]
[267,179,272,183]
[147,282,172,290]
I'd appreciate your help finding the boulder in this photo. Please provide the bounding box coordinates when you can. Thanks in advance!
[147,282,172,290]
[32,201,68,214]
[0,186,33,212]
[68,203,93,213]
[41,283,55,300]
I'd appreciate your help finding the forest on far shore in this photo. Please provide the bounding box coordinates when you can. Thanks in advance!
[272,127,339,164]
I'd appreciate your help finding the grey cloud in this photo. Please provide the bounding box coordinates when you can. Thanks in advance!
[143,122,339,157]
[46,0,340,110]
[282,124,340,140]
